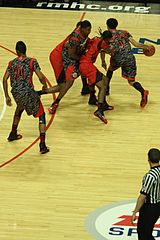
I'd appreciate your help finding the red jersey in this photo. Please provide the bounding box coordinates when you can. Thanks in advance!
[80,37,109,63]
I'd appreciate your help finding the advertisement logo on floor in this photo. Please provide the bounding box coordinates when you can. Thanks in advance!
[85,200,160,240]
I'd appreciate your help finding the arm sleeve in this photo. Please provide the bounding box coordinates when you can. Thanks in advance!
[33,58,41,71]
[7,61,12,73]
[124,30,132,39]
[140,173,155,195]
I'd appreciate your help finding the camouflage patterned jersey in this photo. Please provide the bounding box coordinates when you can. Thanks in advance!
[109,30,136,79]
[62,27,88,70]
[109,30,135,63]
[7,56,41,116]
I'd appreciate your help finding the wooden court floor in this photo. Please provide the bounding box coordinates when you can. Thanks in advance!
[0,7,160,240]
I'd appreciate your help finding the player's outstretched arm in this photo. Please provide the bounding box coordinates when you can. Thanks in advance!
[129,37,151,50]
[35,69,48,91]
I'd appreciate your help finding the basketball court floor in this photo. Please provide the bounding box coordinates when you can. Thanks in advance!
[0,7,160,240]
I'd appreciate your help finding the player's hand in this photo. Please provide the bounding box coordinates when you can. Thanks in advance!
[42,85,47,92]
[131,212,136,225]
[102,61,107,70]
[6,96,12,106]
[98,27,102,35]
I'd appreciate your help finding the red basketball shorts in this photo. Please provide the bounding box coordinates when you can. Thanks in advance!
[79,62,103,85]
[65,64,79,81]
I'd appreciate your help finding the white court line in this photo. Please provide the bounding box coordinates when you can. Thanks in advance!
[0,81,6,124]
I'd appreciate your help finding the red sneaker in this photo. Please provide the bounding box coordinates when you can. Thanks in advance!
[94,109,108,124]
[48,103,59,114]
[140,90,149,108]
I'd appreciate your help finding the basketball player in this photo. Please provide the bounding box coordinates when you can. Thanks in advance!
[3,41,49,154]
[76,21,98,104]
[46,20,92,114]
[76,21,90,96]
[101,18,152,108]
[79,30,113,124]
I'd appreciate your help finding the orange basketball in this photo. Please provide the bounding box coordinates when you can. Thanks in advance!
[143,45,155,57]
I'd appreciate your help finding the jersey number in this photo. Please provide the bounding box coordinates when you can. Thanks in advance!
[14,65,25,80]
[118,40,125,49]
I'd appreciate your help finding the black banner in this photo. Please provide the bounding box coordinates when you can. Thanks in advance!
[0,0,160,14]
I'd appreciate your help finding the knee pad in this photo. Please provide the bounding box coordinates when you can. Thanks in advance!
[39,112,46,125]
[106,70,113,80]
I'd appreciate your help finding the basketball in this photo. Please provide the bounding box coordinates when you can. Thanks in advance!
[143,45,155,57]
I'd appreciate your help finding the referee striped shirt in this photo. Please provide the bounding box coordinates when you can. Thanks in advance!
[140,166,160,204]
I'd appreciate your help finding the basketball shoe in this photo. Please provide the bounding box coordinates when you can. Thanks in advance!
[39,142,49,154]
[94,109,108,124]
[140,90,149,108]
[48,103,59,114]
[8,132,22,141]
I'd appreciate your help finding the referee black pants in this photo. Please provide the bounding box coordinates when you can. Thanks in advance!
[137,203,160,240]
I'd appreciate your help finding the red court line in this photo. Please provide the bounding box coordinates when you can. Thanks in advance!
[80,11,86,21]
[0,11,86,169]
[0,45,17,56]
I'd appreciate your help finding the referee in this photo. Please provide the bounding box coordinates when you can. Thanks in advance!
[131,148,160,240]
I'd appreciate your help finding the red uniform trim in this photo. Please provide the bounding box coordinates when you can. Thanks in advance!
[122,75,135,81]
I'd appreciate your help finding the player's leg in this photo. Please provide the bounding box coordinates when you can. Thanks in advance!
[34,101,49,154]
[48,64,78,114]
[106,68,113,95]
[105,58,116,95]
[52,80,74,105]
[88,84,98,105]
[93,70,112,124]
[8,106,24,141]
[81,76,90,95]
[79,62,97,105]
[94,77,108,124]
[37,84,60,96]
[38,112,49,154]
[102,75,114,111]
[80,63,107,123]
[48,68,66,114]
[123,56,149,108]
[128,80,149,108]
[47,49,65,112]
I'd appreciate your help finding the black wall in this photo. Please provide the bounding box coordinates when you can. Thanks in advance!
[0,0,159,7]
